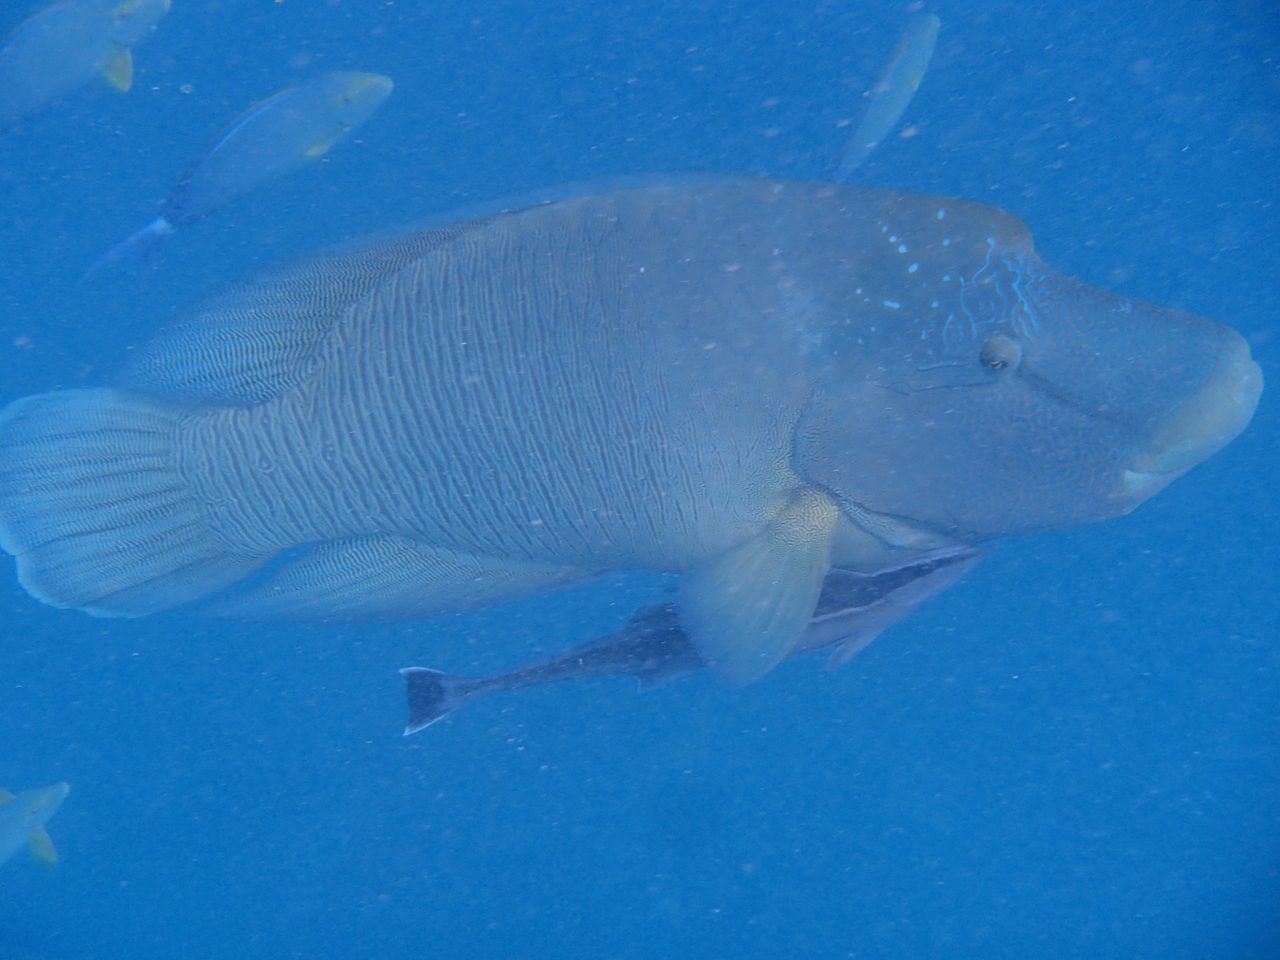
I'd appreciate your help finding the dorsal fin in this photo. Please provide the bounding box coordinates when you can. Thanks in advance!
[123,218,494,406]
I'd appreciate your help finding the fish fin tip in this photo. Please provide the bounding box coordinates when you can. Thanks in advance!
[824,629,884,671]
[0,389,267,616]
[635,671,684,692]
[28,826,57,866]
[678,489,839,686]
[103,46,133,92]
[85,217,173,277]
[206,536,577,621]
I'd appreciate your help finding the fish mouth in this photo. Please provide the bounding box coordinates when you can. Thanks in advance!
[1119,333,1262,500]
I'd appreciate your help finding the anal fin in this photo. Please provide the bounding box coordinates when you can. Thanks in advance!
[207,535,589,622]
[28,826,57,866]
[678,488,839,685]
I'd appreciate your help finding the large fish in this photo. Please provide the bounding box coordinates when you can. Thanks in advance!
[0,783,68,869]
[0,0,169,131]
[401,549,985,733]
[0,178,1261,684]
[90,71,394,270]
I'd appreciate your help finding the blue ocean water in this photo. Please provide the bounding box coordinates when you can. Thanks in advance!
[0,0,1277,957]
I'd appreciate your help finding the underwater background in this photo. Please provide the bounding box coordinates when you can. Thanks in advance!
[0,0,1277,957]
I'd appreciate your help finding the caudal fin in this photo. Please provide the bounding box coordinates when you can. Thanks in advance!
[85,217,175,277]
[401,667,479,734]
[0,388,267,616]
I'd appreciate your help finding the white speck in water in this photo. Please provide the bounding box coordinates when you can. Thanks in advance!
[908,263,919,273]
[942,238,951,246]
[883,300,901,309]
[889,235,898,243]
[937,209,946,219]
[898,244,908,253]
[943,275,952,281]
[931,300,939,308]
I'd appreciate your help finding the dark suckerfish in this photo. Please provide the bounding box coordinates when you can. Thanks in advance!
[0,179,1261,686]
[402,549,985,733]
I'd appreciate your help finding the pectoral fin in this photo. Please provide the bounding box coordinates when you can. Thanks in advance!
[303,134,339,159]
[102,46,133,92]
[28,826,57,866]
[677,488,839,685]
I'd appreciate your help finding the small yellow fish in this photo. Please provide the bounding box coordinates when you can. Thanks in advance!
[0,783,69,869]
[92,71,394,271]
[0,0,170,130]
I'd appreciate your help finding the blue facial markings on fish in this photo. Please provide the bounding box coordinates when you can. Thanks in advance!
[0,0,169,131]
[88,70,394,273]
[0,179,1263,686]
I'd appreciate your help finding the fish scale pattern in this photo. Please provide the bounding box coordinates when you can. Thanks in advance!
[177,190,792,573]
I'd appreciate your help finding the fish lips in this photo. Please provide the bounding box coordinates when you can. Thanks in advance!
[1115,335,1262,505]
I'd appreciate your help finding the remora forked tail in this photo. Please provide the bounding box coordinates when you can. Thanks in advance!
[401,604,704,733]
[401,668,487,734]
[0,388,267,616]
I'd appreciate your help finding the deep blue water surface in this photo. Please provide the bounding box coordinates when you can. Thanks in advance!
[1,1,1278,957]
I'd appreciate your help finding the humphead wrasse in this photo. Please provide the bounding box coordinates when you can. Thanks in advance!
[0,179,1261,684]
[0,0,169,131]
[0,783,69,869]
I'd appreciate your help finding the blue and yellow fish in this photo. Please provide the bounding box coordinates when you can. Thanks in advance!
[93,70,394,270]
[0,783,69,869]
[0,0,169,130]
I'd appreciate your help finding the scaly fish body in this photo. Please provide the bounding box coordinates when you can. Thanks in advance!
[0,178,1261,685]
[90,71,393,271]
[163,71,395,226]
[0,0,168,130]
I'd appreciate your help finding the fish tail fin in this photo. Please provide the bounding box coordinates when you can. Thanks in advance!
[400,667,478,734]
[84,217,175,277]
[0,388,267,616]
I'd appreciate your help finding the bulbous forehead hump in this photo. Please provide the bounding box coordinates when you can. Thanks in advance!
[865,191,1033,256]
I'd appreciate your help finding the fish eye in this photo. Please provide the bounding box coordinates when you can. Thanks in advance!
[980,335,1021,373]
